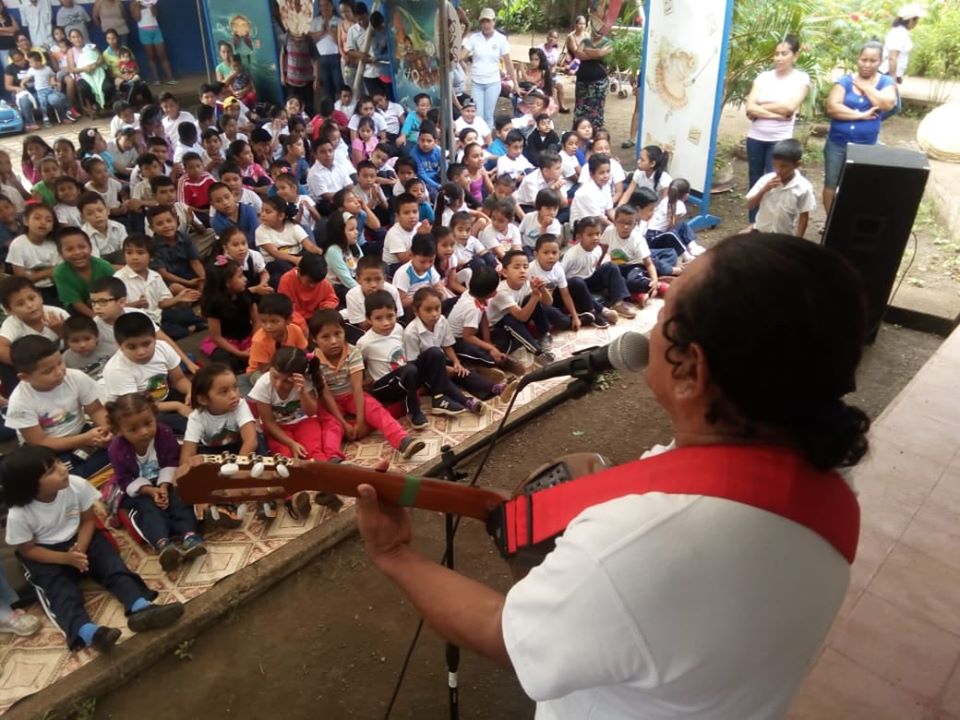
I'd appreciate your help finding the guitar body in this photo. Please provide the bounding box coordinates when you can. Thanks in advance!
[176,452,613,574]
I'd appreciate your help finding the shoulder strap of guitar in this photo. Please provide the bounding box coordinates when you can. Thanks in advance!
[496,445,860,565]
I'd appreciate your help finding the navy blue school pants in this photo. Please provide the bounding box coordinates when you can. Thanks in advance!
[646,229,688,254]
[453,338,497,367]
[19,531,155,650]
[369,347,462,415]
[161,306,206,340]
[582,263,630,307]
[564,277,608,318]
[57,447,110,480]
[120,485,199,548]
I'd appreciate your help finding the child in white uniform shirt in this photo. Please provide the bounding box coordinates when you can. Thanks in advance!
[0,276,69,367]
[561,217,636,322]
[486,250,556,362]
[529,235,582,331]
[358,290,469,427]
[602,203,664,301]
[479,198,522,260]
[570,155,615,226]
[392,234,445,313]
[745,139,816,238]
[402,287,492,408]
[495,131,534,185]
[518,190,563,259]
[381,193,425,274]
[344,256,404,344]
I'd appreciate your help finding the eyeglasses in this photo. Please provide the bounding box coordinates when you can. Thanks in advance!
[89,298,117,306]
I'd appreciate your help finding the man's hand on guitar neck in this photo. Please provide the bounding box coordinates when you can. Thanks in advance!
[356,484,412,566]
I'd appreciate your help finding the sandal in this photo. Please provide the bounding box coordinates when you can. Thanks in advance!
[558,106,571,114]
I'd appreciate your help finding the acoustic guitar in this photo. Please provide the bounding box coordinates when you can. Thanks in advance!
[176,452,613,572]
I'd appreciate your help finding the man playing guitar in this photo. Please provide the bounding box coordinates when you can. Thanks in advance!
[355,233,868,719]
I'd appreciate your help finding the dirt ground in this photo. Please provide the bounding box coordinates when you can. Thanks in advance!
[94,313,940,720]
[79,90,951,719]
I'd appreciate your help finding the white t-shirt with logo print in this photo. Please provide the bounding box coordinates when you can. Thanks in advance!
[356,325,407,382]
[6,370,101,442]
[102,339,181,402]
[184,402,256,448]
[248,373,309,426]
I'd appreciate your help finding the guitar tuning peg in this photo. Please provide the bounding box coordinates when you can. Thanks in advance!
[222,463,240,476]
[251,462,265,478]
[276,463,290,479]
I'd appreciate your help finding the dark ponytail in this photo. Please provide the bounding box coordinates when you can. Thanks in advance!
[643,145,668,189]
[662,233,870,470]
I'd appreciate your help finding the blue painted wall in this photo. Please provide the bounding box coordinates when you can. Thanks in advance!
[6,0,212,77]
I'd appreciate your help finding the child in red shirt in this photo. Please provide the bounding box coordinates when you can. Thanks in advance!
[276,254,338,333]
[177,153,216,219]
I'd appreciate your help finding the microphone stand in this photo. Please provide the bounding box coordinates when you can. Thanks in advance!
[438,445,467,720]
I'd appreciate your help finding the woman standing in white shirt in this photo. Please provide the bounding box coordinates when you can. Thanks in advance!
[881,4,926,83]
[744,35,809,222]
[462,8,518,129]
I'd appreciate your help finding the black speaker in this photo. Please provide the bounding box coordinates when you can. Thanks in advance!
[823,144,929,341]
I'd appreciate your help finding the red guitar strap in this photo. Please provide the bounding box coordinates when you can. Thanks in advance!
[498,445,860,564]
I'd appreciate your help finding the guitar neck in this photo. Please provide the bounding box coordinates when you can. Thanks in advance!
[178,459,509,522]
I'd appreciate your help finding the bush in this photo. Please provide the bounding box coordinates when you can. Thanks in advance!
[911,1,960,79]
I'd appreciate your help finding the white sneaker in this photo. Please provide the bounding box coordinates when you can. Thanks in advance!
[688,241,707,257]
[0,611,42,636]
[681,251,695,264]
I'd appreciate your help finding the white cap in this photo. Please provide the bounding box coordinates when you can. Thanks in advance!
[898,3,927,19]
[479,7,496,21]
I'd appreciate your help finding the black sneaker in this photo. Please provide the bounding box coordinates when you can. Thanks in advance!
[534,351,557,367]
[399,436,426,459]
[157,541,181,572]
[91,626,122,652]
[540,333,554,351]
[431,395,466,416]
[410,410,429,429]
[127,602,184,633]
[577,311,596,326]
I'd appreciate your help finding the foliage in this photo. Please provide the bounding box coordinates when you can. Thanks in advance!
[496,0,546,34]
[911,1,960,79]
[725,0,839,117]
[174,638,196,661]
[608,28,643,73]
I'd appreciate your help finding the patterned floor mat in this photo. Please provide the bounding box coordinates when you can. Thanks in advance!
[0,304,661,713]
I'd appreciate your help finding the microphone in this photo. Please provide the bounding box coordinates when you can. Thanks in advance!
[517,332,650,388]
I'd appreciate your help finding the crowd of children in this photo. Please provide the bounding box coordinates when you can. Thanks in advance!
[0,70,817,650]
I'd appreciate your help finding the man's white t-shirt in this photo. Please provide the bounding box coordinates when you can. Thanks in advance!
[102,339,181,402]
[746,171,817,236]
[501,444,851,720]
[5,475,100,546]
[6,370,101,441]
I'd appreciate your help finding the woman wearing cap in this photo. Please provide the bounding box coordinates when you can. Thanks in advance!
[462,8,518,129]
[823,41,898,214]
[881,4,926,84]
[356,232,867,718]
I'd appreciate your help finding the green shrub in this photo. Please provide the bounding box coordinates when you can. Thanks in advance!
[911,1,960,79]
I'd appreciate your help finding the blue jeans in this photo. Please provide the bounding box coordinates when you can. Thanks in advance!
[472,80,501,129]
[317,53,343,101]
[823,137,851,190]
[17,89,68,125]
[746,137,777,222]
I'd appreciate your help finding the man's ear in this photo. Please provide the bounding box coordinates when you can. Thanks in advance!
[672,341,710,402]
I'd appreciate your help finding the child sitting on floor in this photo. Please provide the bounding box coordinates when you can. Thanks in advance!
[248,347,339,519]
[106,393,206,572]
[52,227,115,319]
[487,250,556,365]
[276,253,337,333]
[246,293,307,377]
[0,275,68,368]
[344,255,404,343]
[178,363,259,528]
[3,446,184,652]
[62,315,112,380]
[358,290,469,428]
[6,336,112,478]
[561,216,637,323]
[199,257,257,376]
[393,233,445,313]
[309,309,426,461]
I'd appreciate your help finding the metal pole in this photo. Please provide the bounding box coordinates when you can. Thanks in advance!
[196,0,212,82]
[437,0,453,185]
